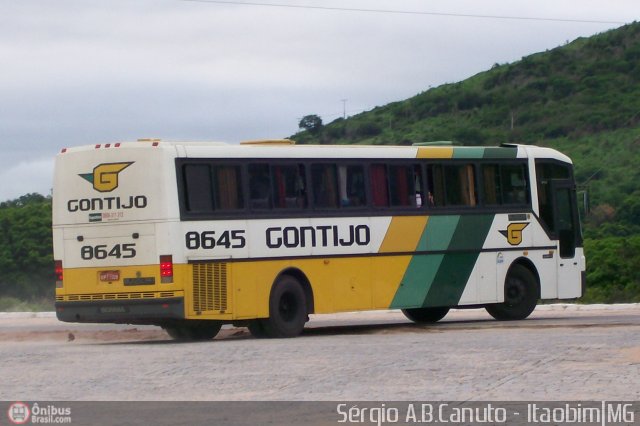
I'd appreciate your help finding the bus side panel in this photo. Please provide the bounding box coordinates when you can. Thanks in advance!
[187,257,377,321]
[230,257,375,318]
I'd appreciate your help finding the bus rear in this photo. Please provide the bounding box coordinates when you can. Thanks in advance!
[52,141,184,325]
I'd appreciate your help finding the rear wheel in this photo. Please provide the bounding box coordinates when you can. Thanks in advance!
[486,264,539,321]
[163,321,222,341]
[402,306,450,323]
[247,320,268,338]
[259,274,308,338]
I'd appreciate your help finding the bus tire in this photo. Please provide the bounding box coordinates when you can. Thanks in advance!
[163,321,222,341]
[401,307,450,323]
[248,320,268,338]
[260,274,307,338]
[486,264,539,321]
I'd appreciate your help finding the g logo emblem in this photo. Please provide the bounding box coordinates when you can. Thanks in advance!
[79,162,133,192]
[499,222,529,246]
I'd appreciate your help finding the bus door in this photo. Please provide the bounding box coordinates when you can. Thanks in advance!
[551,181,582,298]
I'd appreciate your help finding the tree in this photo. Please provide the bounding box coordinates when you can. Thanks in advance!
[298,114,323,135]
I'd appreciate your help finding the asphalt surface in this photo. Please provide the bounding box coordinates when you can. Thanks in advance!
[1,304,638,401]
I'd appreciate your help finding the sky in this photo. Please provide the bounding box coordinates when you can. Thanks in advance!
[0,0,637,201]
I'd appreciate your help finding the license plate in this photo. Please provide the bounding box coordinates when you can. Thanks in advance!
[99,271,120,281]
[99,306,127,314]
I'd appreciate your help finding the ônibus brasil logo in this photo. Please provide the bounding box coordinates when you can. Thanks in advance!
[7,402,30,424]
[79,162,133,192]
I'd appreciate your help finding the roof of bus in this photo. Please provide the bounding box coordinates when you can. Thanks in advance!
[57,140,572,163]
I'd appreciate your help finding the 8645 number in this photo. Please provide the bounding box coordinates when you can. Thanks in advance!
[185,230,246,250]
[81,243,136,260]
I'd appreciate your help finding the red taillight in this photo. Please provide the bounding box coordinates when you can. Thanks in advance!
[160,255,173,283]
[55,260,63,288]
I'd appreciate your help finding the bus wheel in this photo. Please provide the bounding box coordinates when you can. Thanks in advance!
[163,321,222,341]
[401,307,450,323]
[248,320,268,338]
[486,264,539,321]
[260,275,307,338]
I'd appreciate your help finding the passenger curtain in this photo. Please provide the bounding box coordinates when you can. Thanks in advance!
[371,164,388,207]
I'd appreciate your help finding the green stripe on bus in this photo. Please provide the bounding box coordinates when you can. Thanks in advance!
[390,254,446,309]
[451,147,518,159]
[422,214,495,307]
[390,216,459,308]
[482,147,518,159]
[452,147,485,159]
[446,214,495,251]
[416,215,460,251]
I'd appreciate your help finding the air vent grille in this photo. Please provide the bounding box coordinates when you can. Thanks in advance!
[192,262,228,313]
[58,291,178,302]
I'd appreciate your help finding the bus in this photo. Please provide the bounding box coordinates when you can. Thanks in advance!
[52,139,585,340]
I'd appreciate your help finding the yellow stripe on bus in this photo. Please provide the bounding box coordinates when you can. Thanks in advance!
[416,147,454,159]
[379,216,428,253]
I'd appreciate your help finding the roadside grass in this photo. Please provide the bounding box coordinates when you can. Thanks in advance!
[0,296,54,312]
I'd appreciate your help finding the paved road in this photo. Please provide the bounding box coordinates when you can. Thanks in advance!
[1,304,639,401]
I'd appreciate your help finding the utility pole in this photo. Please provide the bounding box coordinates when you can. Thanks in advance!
[341,99,347,119]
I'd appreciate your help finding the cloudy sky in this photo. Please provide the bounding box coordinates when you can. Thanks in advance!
[0,0,636,200]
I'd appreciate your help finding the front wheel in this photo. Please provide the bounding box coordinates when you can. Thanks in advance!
[259,274,308,338]
[402,306,450,323]
[486,264,539,321]
[163,321,222,341]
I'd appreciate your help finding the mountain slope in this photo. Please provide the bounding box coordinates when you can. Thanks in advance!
[292,22,640,230]
[294,22,640,147]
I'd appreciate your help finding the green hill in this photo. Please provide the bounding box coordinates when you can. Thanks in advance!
[293,22,640,231]
[293,22,640,302]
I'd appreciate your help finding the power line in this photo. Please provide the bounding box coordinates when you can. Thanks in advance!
[179,0,626,25]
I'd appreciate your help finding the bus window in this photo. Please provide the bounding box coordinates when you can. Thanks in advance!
[213,165,244,210]
[426,165,445,207]
[556,187,577,258]
[311,164,338,208]
[482,165,501,205]
[272,164,307,209]
[501,164,528,205]
[536,162,572,232]
[337,165,366,207]
[249,163,272,209]
[371,163,423,208]
[370,164,389,207]
[183,163,244,212]
[183,164,214,212]
[482,163,529,206]
[389,165,414,207]
[428,164,477,207]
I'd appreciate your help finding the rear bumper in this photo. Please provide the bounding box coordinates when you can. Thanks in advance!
[55,297,184,324]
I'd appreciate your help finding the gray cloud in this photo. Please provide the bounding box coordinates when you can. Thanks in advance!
[0,0,635,200]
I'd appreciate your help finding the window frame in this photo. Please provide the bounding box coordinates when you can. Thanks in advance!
[177,159,246,219]
[177,157,534,220]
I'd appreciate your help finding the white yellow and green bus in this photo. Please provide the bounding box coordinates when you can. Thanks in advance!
[52,139,585,340]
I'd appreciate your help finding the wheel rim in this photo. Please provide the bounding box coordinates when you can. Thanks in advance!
[279,291,298,322]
